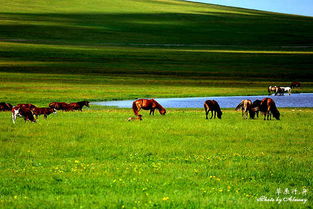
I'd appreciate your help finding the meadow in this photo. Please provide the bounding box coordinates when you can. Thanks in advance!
[0,107,312,208]
[1,0,313,208]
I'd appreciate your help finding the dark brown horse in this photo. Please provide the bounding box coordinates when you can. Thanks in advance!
[0,102,13,111]
[290,82,301,89]
[204,100,222,119]
[49,102,71,111]
[249,99,261,119]
[69,101,90,111]
[260,98,280,120]
[32,107,56,119]
[16,103,36,110]
[12,106,36,124]
[235,99,252,119]
[132,99,166,116]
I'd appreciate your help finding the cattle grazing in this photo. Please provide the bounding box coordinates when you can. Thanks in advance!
[132,99,166,116]
[12,107,36,124]
[69,101,90,111]
[204,100,222,119]
[290,82,301,89]
[250,100,261,119]
[0,102,13,111]
[128,114,143,121]
[259,98,280,120]
[235,100,252,119]
[32,107,56,119]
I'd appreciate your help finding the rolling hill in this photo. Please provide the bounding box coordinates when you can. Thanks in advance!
[0,0,313,83]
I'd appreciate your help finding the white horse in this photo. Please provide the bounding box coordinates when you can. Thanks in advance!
[279,87,292,95]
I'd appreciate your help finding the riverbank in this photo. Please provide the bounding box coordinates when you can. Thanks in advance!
[93,93,313,108]
[1,72,312,107]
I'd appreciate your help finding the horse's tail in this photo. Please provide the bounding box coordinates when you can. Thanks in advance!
[235,101,243,111]
[132,100,139,116]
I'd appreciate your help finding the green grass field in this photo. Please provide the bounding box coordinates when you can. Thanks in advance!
[0,107,312,208]
[1,0,313,208]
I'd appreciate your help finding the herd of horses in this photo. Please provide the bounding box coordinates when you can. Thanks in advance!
[1,97,280,123]
[2,82,300,123]
[268,81,301,96]
[130,97,280,121]
[0,101,90,123]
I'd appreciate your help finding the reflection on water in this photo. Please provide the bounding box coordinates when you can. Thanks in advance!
[93,93,313,108]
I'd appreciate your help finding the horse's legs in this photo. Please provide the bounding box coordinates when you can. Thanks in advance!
[210,111,213,119]
[204,104,208,119]
[214,111,217,119]
[135,104,141,116]
[12,112,16,124]
[150,109,155,115]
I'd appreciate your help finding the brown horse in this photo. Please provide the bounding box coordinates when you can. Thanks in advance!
[69,101,90,111]
[132,99,166,116]
[204,100,222,119]
[235,99,252,119]
[12,106,36,124]
[290,81,301,89]
[32,107,56,119]
[260,98,280,120]
[16,103,36,110]
[0,102,13,111]
[49,102,71,111]
[249,99,261,119]
[268,86,281,96]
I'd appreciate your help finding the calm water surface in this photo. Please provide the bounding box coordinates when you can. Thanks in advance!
[93,93,313,108]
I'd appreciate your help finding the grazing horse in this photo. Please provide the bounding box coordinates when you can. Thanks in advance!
[268,86,280,96]
[69,101,90,111]
[204,100,222,119]
[132,99,166,116]
[250,99,261,119]
[12,106,36,124]
[235,99,252,119]
[32,107,56,119]
[16,103,36,110]
[290,82,300,89]
[260,98,280,120]
[49,102,70,111]
[0,102,13,111]
[279,87,292,95]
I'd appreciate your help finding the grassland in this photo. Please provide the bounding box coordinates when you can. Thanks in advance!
[1,0,313,208]
[0,107,312,208]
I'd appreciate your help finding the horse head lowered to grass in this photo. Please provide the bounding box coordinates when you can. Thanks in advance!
[132,99,166,116]
[260,98,280,120]
[204,100,222,119]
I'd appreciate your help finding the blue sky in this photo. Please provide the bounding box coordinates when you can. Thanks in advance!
[189,0,313,17]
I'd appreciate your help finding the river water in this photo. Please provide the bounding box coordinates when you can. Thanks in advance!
[92,93,313,108]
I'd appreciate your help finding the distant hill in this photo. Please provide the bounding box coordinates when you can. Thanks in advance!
[1,0,313,46]
[0,0,312,80]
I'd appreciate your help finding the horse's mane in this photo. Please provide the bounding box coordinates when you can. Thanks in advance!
[151,99,165,110]
[214,101,222,114]
[77,101,88,105]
